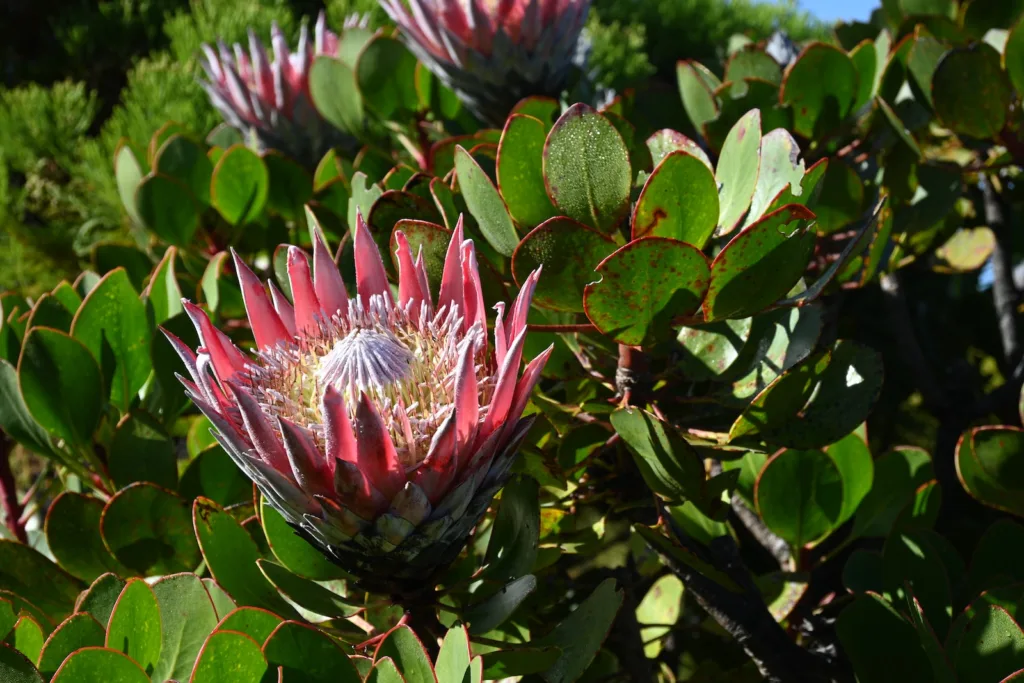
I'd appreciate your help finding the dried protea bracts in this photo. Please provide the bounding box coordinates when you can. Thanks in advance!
[167,213,550,593]
[199,12,365,167]
[380,0,592,124]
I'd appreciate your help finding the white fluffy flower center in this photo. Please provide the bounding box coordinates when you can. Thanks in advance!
[317,328,414,392]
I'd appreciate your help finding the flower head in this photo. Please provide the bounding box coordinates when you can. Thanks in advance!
[168,213,549,591]
[199,12,367,167]
[380,0,592,124]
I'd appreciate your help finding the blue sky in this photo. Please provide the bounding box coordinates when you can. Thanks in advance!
[789,0,880,22]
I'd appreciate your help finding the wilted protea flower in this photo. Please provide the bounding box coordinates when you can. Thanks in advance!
[199,12,367,168]
[380,0,592,124]
[166,214,550,594]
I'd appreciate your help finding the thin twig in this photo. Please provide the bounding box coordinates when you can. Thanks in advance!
[0,435,27,544]
[981,176,1021,370]
[730,495,793,570]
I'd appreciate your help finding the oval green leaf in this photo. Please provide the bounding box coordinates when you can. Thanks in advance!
[632,151,719,248]
[211,145,269,225]
[543,103,631,233]
[584,237,711,346]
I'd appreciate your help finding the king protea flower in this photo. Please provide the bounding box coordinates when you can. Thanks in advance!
[199,12,366,167]
[380,0,592,124]
[166,213,550,592]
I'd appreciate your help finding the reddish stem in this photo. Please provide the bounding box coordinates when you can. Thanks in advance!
[0,435,27,544]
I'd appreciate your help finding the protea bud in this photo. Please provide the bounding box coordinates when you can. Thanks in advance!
[380,0,592,124]
[167,214,550,594]
[199,12,366,167]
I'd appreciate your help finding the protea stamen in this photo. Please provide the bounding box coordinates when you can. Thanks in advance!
[168,213,549,591]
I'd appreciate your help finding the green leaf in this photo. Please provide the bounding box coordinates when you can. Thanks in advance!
[149,573,219,682]
[0,643,43,683]
[956,427,1024,517]
[969,520,1024,595]
[954,605,1024,681]
[262,621,361,683]
[309,55,364,134]
[636,575,684,657]
[143,247,183,325]
[0,543,82,624]
[1006,17,1024,97]
[932,43,1012,140]
[435,626,471,683]
[906,594,958,683]
[154,134,212,205]
[645,129,712,170]
[51,647,150,682]
[677,61,721,134]
[703,205,815,321]
[813,161,864,235]
[715,109,762,235]
[356,37,419,118]
[8,615,44,664]
[190,630,267,683]
[852,446,933,538]
[584,237,710,346]
[70,268,152,414]
[454,146,519,257]
[484,475,540,582]
[0,360,54,458]
[108,411,177,490]
[510,97,560,131]
[464,575,537,635]
[543,103,631,233]
[367,191,442,268]
[349,172,384,235]
[511,217,614,312]
[534,578,623,683]
[849,39,879,112]
[780,43,859,138]
[92,245,152,292]
[367,656,404,683]
[179,446,251,507]
[200,251,244,319]
[257,560,361,619]
[704,80,792,155]
[216,607,282,644]
[101,483,201,575]
[972,427,1024,489]
[611,408,708,506]
[37,614,105,677]
[725,48,782,84]
[18,327,103,450]
[375,626,436,683]
[497,115,558,229]
[115,144,144,227]
[193,498,295,616]
[260,500,347,582]
[105,579,161,675]
[76,574,127,627]
[481,646,560,678]
[825,432,874,526]
[0,600,13,640]
[632,151,719,248]
[745,130,806,229]
[211,145,270,225]
[730,341,884,448]
[882,531,953,639]
[44,492,127,583]
[135,174,200,247]
[836,593,934,682]
[755,448,843,548]
[264,152,314,222]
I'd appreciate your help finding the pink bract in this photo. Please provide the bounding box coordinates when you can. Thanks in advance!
[167,213,550,589]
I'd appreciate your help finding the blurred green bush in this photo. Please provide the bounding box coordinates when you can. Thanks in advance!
[0,0,820,296]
